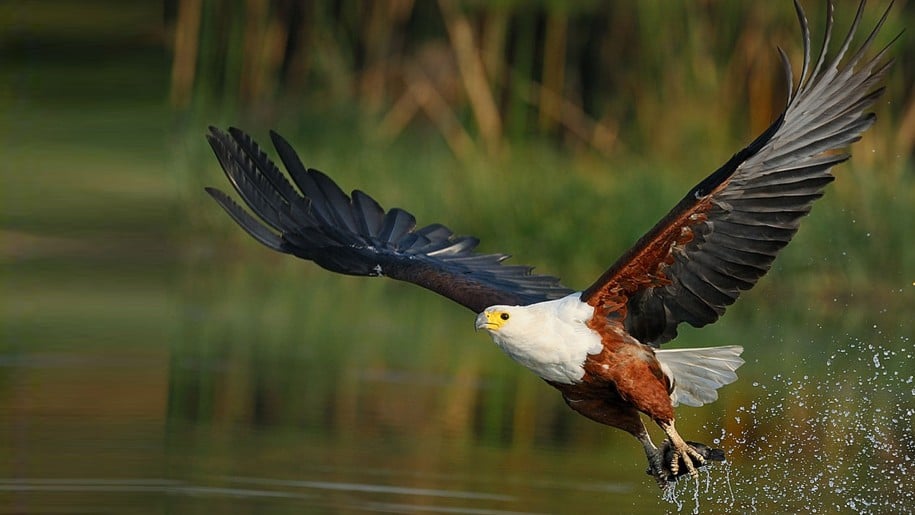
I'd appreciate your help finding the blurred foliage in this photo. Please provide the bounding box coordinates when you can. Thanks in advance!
[165,0,915,162]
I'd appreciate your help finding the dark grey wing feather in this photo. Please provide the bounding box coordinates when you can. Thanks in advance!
[352,190,385,239]
[207,131,304,234]
[206,127,573,313]
[582,0,895,345]
[378,208,417,245]
[205,187,285,251]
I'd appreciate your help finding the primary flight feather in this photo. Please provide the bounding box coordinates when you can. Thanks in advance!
[206,0,895,487]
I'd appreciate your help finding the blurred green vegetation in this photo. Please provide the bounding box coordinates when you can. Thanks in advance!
[2,0,914,512]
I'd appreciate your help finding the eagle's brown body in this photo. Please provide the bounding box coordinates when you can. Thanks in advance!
[551,310,685,483]
[553,336,674,441]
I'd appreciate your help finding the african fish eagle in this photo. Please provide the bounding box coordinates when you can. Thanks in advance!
[205,0,895,487]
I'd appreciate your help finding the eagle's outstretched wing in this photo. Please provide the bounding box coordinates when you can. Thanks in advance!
[206,127,573,313]
[581,0,896,345]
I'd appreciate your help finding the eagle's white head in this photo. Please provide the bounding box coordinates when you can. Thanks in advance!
[474,294,603,384]
[474,305,535,338]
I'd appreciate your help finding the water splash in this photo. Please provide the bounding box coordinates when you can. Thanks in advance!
[661,481,685,512]
[663,335,914,512]
[661,477,698,513]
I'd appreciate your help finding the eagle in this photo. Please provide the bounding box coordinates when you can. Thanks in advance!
[205,0,894,487]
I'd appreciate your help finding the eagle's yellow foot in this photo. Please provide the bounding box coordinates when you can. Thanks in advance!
[649,438,726,486]
[659,421,705,479]
[667,439,706,478]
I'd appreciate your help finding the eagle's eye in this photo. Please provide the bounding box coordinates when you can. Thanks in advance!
[500,312,510,321]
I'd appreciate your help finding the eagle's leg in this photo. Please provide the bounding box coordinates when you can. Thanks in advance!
[658,420,705,478]
[636,429,668,487]
[556,393,673,486]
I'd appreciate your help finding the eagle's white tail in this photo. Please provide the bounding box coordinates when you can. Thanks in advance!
[656,345,744,407]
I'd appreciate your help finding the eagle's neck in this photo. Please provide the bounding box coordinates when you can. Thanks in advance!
[489,293,603,384]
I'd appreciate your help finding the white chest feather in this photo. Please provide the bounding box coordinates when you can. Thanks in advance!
[485,293,603,384]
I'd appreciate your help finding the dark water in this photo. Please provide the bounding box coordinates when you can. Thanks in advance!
[3,255,913,514]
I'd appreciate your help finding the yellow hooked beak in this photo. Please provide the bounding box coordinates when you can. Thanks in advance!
[475,310,509,331]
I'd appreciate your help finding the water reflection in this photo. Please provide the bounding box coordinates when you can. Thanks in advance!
[4,248,912,514]
[0,474,628,514]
